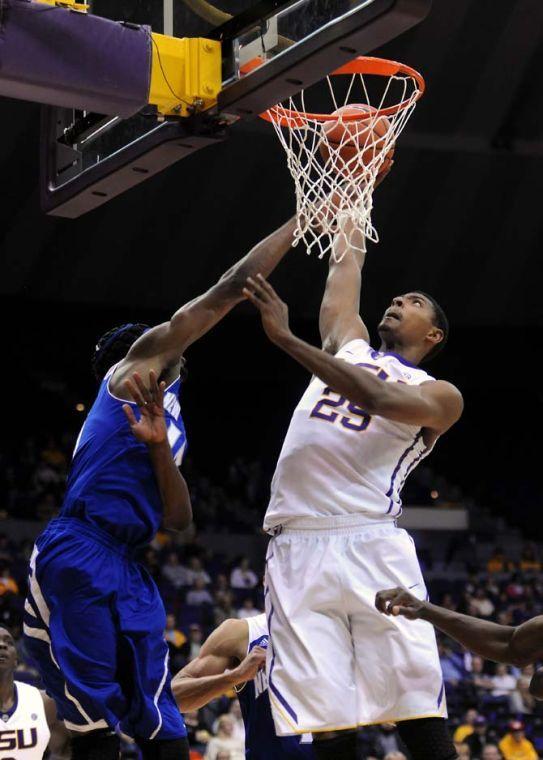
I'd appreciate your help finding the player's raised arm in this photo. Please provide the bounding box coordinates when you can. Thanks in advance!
[171,619,265,711]
[375,587,543,679]
[123,370,192,531]
[112,217,296,385]
[244,275,463,436]
[319,217,369,353]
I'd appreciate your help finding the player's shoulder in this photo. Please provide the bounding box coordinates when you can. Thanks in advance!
[14,680,46,709]
[334,336,372,358]
[422,379,464,405]
[14,680,40,697]
[204,618,249,659]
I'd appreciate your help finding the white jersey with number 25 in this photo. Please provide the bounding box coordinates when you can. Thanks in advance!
[264,338,436,531]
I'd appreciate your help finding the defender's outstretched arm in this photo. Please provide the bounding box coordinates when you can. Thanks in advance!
[320,219,369,354]
[125,217,296,367]
[123,370,192,531]
[171,619,265,711]
[244,275,463,436]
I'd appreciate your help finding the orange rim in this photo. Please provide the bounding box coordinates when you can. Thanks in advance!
[260,56,425,126]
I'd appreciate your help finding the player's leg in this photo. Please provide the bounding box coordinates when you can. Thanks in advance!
[265,529,358,737]
[24,528,132,757]
[311,730,358,759]
[345,524,455,759]
[118,560,188,758]
[397,717,458,760]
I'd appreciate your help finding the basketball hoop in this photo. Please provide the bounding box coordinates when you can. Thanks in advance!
[261,57,425,260]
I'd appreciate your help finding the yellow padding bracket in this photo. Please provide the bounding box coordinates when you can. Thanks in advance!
[149,35,221,117]
[34,0,89,11]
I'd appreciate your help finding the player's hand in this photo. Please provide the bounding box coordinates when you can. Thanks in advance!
[122,370,168,446]
[243,275,292,346]
[232,646,267,684]
[375,587,427,620]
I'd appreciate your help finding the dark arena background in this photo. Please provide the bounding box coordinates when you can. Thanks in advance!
[1,0,543,758]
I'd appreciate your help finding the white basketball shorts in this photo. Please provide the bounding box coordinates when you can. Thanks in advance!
[264,518,446,736]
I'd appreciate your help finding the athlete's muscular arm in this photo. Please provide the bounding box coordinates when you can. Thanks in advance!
[111,217,296,389]
[375,588,543,683]
[123,371,192,531]
[171,619,266,711]
[244,276,463,435]
[319,220,369,353]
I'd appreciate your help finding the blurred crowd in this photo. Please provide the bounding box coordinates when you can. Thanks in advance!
[3,527,543,758]
[0,433,466,527]
[3,434,543,757]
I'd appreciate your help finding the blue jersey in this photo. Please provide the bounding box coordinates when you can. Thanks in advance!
[237,615,314,759]
[60,364,187,547]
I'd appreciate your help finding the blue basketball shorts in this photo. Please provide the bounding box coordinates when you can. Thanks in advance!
[23,518,186,740]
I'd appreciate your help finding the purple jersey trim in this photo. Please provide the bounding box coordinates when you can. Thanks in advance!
[266,605,298,725]
[385,430,424,514]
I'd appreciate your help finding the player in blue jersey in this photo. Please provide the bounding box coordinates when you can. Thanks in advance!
[23,217,297,760]
[172,613,314,759]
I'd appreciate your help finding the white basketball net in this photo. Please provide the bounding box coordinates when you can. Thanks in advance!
[265,62,422,261]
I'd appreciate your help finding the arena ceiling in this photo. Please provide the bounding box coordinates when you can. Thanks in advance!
[1,0,542,328]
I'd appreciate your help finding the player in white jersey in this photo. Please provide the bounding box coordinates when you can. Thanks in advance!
[243,220,464,760]
[0,626,70,759]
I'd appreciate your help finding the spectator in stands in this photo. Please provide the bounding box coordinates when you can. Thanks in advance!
[162,552,189,589]
[467,655,494,701]
[214,574,230,596]
[441,593,458,611]
[230,558,259,590]
[520,544,540,573]
[372,723,403,757]
[184,709,211,755]
[455,742,471,759]
[40,436,67,471]
[487,547,513,574]
[227,700,244,742]
[164,613,187,670]
[186,624,204,662]
[214,591,237,627]
[491,663,518,710]
[0,534,14,563]
[515,665,536,714]
[186,557,211,586]
[505,575,525,601]
[187,578,214,606]
[470,588,495,619]
[0,564,18,596]
[143,547,162,582]
[498,720,537,760]
[481,747,502,760]
[237,598,260,620]
[465,716,498,759]
[439,640,465,687]
[454,709,480,743]
[205,714,244,760]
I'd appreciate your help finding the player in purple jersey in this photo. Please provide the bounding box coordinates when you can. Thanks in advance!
[172,615,314,759]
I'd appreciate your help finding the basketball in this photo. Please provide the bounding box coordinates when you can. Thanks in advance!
[319,103,395,178]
